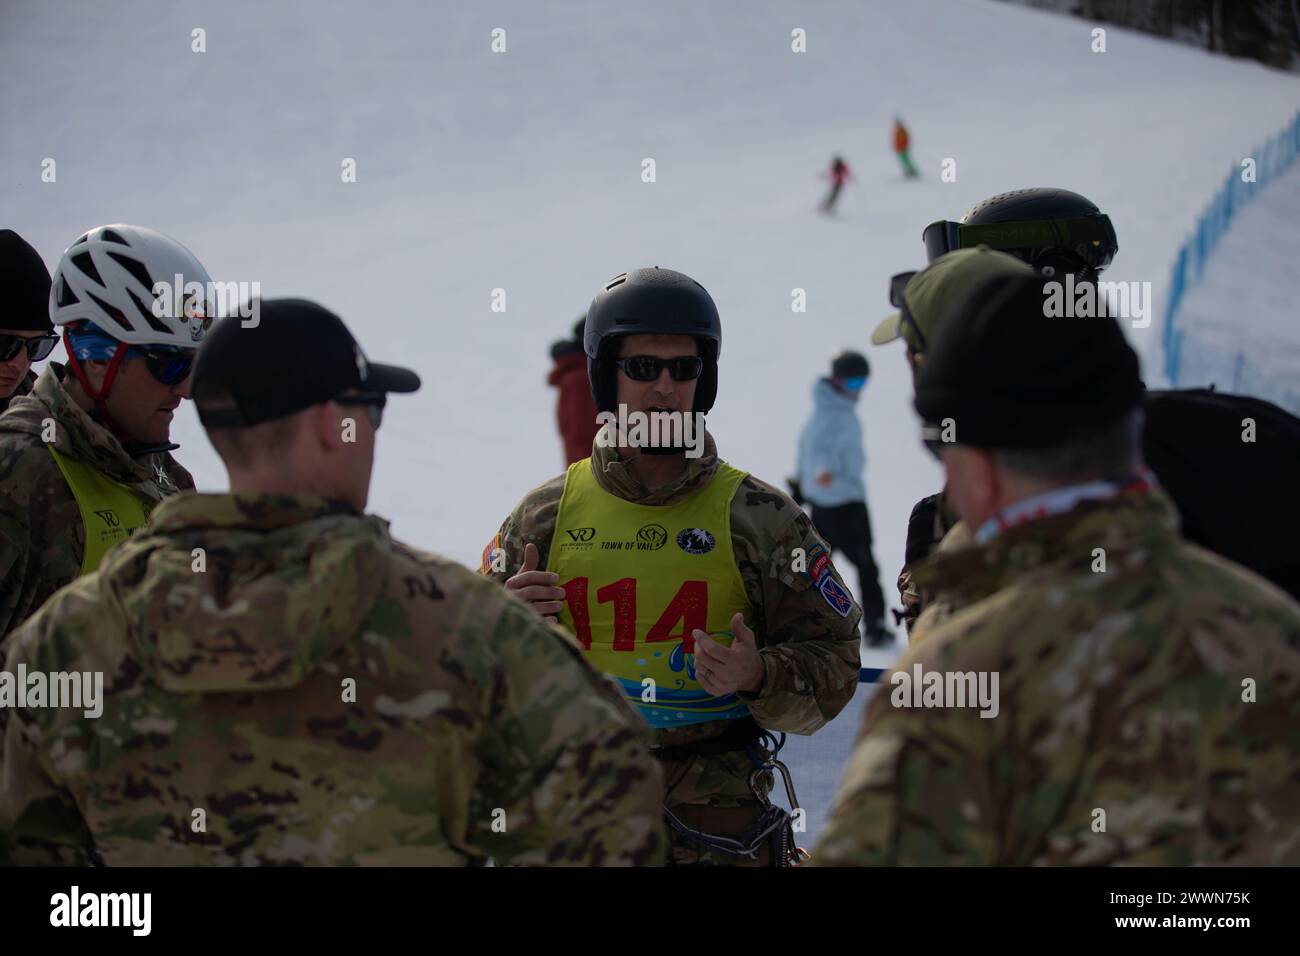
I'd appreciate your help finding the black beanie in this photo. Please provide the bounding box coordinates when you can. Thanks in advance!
[914,272,1144,449]
[0,229,54,333]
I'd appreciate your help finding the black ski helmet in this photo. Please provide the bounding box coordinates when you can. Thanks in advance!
[922,187,1118,280]
[584,267,722,413]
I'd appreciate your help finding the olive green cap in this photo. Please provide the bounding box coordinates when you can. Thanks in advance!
[871,246,1036,351]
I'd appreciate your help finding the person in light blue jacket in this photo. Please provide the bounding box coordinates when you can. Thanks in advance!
[795,351,889,645]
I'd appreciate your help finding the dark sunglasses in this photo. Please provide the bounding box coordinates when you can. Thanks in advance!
[129,346,195,386]
[0,333,59,364]
[337,391,387,429]
[614,355,704,382]
[889,271,916,309]
[888,271,927,352]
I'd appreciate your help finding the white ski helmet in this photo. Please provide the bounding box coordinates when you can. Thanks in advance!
[49,224,214,347]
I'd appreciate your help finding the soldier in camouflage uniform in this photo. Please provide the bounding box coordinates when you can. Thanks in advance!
[876,190,1121,637]
[871,247,1035,637]
[0,225,211,640]
[0,297,666,866]
[484,268,862,866]
[816,271,1300,865]
[0,229,58,415]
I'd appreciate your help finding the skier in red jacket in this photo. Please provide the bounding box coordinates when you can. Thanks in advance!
[548,316,601,465]
[893,117,919,178]
[820,155,853,213]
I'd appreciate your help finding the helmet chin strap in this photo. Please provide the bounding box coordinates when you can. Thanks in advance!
[616,408,708,456]
[62,328,132,440]
[639,443,685,457]
[603,418,689,456]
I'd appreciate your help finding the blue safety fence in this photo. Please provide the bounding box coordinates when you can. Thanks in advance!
[1162,110,1300,414]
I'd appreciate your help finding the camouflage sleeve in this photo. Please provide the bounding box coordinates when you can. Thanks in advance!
[0,602,96,865]
[897,492,944,636]
[811,636,1000,866]
[0,482,33,645]
[479,475,565,584]
[733,480,862,735]
[469,596,665,866]
[897,566,922,637]
[905,520,975,645]
[0,444,81,646]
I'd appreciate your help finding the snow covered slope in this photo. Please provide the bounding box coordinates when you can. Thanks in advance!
[1169,155,1300,413]
[3,0,1299,844]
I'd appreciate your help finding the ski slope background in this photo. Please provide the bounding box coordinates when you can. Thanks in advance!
[4,0,1299,848]
[1172,156,1300,410]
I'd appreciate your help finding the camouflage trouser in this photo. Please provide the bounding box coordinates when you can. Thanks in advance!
[659,744,784,867]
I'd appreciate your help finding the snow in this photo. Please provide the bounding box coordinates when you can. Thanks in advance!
[3,0,1299,850]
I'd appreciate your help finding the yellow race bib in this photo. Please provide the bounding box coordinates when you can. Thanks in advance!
[548,459,754,728]
[48,446,152,575]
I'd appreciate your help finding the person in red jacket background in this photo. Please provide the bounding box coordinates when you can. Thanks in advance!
[548,316,600,465]
[893,117,919,178]
[820,155,852,213]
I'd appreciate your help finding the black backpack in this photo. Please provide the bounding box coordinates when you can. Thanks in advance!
[1142,388,1300,603]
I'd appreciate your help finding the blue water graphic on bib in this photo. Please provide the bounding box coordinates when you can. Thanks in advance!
[623,639,750,728]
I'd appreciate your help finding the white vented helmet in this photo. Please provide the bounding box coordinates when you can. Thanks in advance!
[49,224,213,347]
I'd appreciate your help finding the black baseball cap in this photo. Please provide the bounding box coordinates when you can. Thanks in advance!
[193,298,420,428]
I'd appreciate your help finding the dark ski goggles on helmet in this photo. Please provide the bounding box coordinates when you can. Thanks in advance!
[921,214,1117,275]
[128,345,196,386]
[889,270,927,352]
[614,355,704,382]
[336,391,386,429]
[0,332,59,364]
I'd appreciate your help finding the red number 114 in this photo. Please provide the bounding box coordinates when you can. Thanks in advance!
[561,577,707,652]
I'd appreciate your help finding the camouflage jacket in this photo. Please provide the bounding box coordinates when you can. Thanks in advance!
[907,519,973,642]
[0,368,37,415]
[484,428,862,806]
[814,488,1300,865]
[0,363,194,641]
[895,488,958,636]
[0,493,666,866]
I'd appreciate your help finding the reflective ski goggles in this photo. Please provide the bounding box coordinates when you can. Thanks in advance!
[128,345,196,386]
[0,333,59,364]
[839,375,866,391]
[336,391,387,429]
[888,270,927,352]
[921,214,1117,274]
[614,355,704,382]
